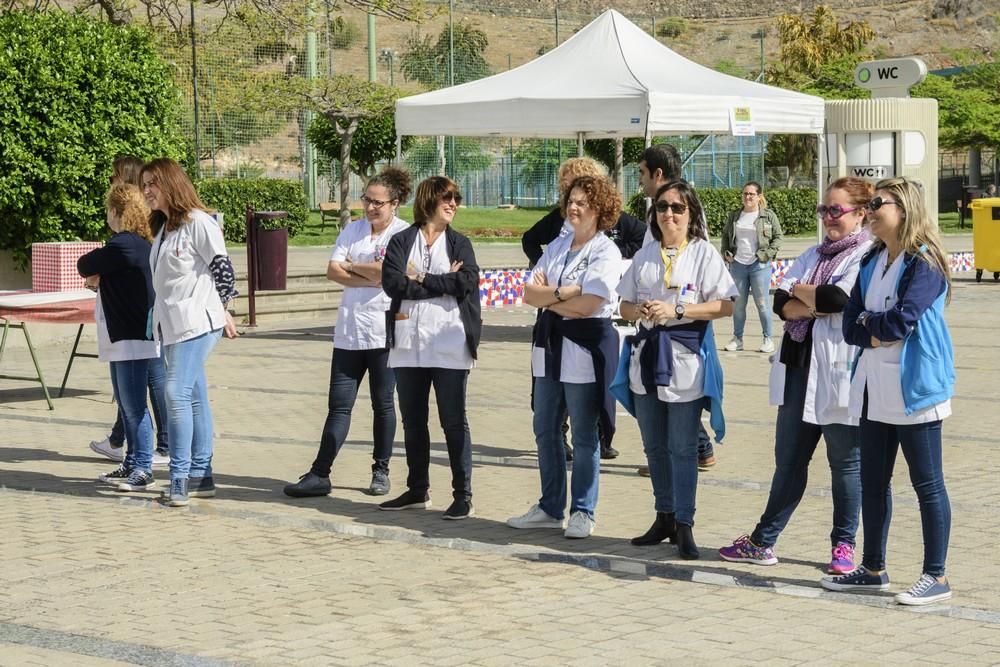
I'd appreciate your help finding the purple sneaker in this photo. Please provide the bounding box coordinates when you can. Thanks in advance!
[718,534,778,566]
[828,542,855,574]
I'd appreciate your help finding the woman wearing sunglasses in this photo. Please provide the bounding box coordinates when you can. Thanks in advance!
[720,181,784,354]
[507,175,623,539]
[614,180,737,558]
[719,176,872,572]
[284,167,412,499]
[823,177,955,606]
[378,177,481,520]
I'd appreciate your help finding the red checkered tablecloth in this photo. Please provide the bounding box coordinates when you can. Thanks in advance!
[0,290,96,324]
[31,242,102,292]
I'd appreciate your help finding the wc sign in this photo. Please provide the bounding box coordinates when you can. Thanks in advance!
[849,165,891,179]
[854,58,927,98]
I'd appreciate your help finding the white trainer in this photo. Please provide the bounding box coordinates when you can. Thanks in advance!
[759,337,775,354]
[724,337,743,352]
[507,504,564,529]
[90,437,124,462]
[564,511,595,539]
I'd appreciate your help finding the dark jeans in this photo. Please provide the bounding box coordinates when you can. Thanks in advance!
[395,367,473,501]
[310,347,396,477]
[110,353,168,451]
[634,394,703,526]
[860,403,951,577]
[750,364,861,549]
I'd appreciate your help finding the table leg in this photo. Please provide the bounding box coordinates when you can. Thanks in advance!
[11,322,54,410]
[59,324,86,398]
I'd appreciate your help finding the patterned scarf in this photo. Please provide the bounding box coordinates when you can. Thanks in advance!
[785,229,870,342]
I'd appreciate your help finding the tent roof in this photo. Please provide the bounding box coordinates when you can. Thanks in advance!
[395,9,824,139]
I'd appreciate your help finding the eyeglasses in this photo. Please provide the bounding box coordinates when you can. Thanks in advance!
[816,204,859,220]
[655,201,688,215]
[361,195,392,209]
[866,196,900,212]
[440,192,462,205]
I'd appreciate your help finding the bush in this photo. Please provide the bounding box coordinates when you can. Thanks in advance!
[656,18,688,39]
[330,19,361,50]
[0,11,183,265]
[197,178,308,244]
[627,187,819,236]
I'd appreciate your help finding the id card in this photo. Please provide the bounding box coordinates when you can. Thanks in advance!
[678,283,699,305]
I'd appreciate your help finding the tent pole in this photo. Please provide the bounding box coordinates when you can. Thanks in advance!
[815,132,824,243]
[577,132,584,156]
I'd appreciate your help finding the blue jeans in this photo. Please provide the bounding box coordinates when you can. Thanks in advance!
[109,359,155,473]
[634,393,702,525]
[395,367,472,501]
[860,408,951,577]
[533,376,601,519]
[311,347,396,477]
[109,353,168,452]
[729,260,773,339]
[750,364,861,548]
[164,330,222,480]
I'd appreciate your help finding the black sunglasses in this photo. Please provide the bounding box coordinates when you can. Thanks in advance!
[655,201,688,215]
[866,196,900,212]
[440,192,463,205]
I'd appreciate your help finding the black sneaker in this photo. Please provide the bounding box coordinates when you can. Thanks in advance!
[116,469,156,492]
[378,489,431,511]
[188,476,216,498]
[600,445,620,459]
[368,469,390,496]
[283,472,331,498]
[442,498,474,520]
[99,463,132,485]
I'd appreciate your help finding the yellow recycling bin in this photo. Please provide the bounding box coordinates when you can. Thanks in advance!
[970,197,1000,282]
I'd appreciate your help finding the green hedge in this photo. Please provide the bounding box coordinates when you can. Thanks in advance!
[197,178,308,244]
[628,187,819,236]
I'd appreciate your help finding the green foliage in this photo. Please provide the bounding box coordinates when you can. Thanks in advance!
[513,140,561,193]
[400,22,491,88]
[329,18,361,50]
[713,59,747,78]
[308,112,414,177]
[914,68,1000,151]
[0,11,182,263]
[197,178,308,243]
[584,139,647,174]
[627,187,818,236]
[771,5,875,84]
[405,137,492,174]
[656,18,687,39]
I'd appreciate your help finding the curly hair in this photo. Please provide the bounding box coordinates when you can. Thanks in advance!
[560,175,621,232]
[106,183,152,241]
[557,157,606,195]
[367,166,412,204]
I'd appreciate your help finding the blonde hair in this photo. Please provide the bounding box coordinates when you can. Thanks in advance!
[557,157,607,195]
[873,177,951,299]
[106,183,153,241]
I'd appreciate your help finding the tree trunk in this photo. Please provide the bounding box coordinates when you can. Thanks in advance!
[338,118,358,229]
[436,135,446,176]
[614,138,624,193]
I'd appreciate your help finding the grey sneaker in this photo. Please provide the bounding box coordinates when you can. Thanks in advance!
[368,469,390,496]
[820,566,890,592]
[99,463,132,485]
[90,437,125,462]
[116,469,156,492]
[895,574,952,606]
[283,472,331,498]
[164,478,189,507]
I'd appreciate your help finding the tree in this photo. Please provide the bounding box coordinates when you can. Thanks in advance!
[400,21,491,88]
[308,112,414,178]
[914,72,1000,151]
[404,137,492,174]
[0,11,183,263]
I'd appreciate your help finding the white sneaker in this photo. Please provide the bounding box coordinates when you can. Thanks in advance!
[507,504,564,529]
[152,451,170,468]
[724,337,743,352]
[564,511,595,539]
[90,437,124,462]
[758,337,775,354]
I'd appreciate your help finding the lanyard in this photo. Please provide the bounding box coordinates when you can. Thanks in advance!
[660,239,689,288]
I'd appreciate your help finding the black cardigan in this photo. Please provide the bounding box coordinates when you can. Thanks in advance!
[77,232,155,343]
[381,225,482,360]
[521,207,647,267]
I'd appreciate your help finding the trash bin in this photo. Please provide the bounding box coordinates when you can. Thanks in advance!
[252,211,288,291]
[969,197,1000,282]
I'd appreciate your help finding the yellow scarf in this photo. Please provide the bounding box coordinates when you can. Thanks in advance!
[660,239,689,288]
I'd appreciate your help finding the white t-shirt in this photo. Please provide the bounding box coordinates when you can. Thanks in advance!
[617,238,738,402]
[331,216,410,350]
[150,210,228,346]
[95,293,160,363]
[388,231,473,370]
[849,248,951,425]
[530,232,622,383]
[733,210,760,265]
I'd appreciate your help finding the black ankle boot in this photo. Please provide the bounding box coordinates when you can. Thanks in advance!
[630,512,676,546]
[675,523,700,560]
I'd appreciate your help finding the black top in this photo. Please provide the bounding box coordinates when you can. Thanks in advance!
[521,207,647,267]
[381,225,482,360]
[77,232,155,343]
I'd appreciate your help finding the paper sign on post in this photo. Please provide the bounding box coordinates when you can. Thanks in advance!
[730,106,755,136]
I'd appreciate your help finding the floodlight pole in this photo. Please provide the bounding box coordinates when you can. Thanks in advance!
[189,0,201,178]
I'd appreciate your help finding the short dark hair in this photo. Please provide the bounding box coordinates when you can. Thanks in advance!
[648,180,708,244]
[640,144,682,181]
[412,176,460,226]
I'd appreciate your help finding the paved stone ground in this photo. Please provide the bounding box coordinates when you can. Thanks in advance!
[2,261,999,665]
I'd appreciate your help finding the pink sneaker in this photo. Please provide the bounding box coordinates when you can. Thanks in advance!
[828,542,855,574]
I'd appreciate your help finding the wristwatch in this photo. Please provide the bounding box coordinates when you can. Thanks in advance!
[554,287,564,302]
[856,311,870,326]
[674,304,686,320]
